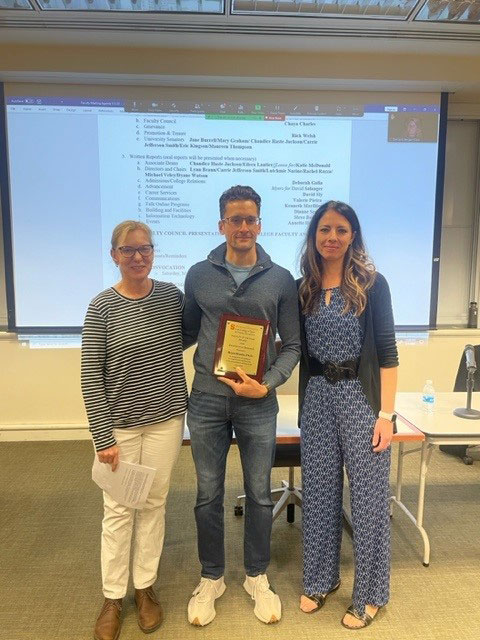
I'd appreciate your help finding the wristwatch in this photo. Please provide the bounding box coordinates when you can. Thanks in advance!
[262,381,271,395]
[378,411,397,433]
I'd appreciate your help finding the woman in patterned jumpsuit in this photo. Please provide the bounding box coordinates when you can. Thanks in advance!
[297,201,398,629]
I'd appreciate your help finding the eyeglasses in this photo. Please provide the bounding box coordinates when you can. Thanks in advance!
[222,216,261,228]
[117,244,154,258]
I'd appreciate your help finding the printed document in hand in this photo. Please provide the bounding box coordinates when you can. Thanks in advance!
[92,457,157,509]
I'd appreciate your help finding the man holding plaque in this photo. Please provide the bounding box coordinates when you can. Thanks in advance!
[183,185,300,626]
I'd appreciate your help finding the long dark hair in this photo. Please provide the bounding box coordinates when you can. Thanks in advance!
[299,201,376,316]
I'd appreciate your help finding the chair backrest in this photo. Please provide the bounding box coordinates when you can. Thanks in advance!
[273,443,301,468]
[453,344,480,392]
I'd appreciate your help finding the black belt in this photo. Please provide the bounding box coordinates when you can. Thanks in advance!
[308,357,360,384]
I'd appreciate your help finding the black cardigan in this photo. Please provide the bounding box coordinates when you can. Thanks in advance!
[298,272,399,419]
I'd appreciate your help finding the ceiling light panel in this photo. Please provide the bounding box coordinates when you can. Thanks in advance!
[35,0,224,12]
[231,0,417,19]
[0,0,34,8]
[415,0,480,22]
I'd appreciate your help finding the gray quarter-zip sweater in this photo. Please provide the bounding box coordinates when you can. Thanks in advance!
[183,242,301,396]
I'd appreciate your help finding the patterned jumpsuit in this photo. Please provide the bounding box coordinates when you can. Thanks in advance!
[301,287,391,615]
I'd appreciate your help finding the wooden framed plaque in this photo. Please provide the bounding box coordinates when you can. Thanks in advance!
[213,313,270,383]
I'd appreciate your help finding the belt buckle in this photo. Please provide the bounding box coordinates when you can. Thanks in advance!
[343,362,355,379]
[323,361,341,384]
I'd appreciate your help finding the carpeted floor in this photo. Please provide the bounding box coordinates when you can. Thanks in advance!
[0,439,479,640]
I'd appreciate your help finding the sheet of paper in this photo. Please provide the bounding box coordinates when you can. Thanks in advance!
[92,457,157,509]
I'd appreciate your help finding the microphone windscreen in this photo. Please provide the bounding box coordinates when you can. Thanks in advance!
[465,344,477,372]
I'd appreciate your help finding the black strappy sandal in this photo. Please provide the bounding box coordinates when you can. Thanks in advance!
[341,604,382,629]
[300,580,341,613]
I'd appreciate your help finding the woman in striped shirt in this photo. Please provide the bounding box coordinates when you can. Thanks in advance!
[81,220,187,640]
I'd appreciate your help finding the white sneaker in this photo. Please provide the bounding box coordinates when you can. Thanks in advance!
[188,576,226,626]
[243,574,282,624]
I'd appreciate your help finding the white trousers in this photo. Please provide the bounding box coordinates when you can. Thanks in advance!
[101,414,184,599]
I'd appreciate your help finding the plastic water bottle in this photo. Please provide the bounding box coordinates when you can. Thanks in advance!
[422,380,435,413]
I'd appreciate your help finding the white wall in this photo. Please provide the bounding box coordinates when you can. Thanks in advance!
[1,329,480,441]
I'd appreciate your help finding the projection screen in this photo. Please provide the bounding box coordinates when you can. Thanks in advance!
[1,84,445,331]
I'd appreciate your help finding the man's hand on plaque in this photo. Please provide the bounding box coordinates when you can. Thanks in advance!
[219,367,269,398]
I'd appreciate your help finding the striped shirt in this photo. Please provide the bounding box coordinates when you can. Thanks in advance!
[81,280,188,452]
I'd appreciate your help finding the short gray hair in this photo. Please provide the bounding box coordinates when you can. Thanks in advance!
[111,220,153,249]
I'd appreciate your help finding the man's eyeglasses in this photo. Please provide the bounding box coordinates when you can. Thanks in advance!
[222,216,261,228]
[117,244,154,258]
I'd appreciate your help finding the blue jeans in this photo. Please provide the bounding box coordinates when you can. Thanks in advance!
[187,389,279,579]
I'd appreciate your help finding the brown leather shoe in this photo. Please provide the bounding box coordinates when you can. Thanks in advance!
[94,598,122,640]
[134,586,164,633]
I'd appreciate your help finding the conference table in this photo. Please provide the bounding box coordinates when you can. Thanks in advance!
[277,393,480,567]
[393,392,480,567]
[275,394,423,444]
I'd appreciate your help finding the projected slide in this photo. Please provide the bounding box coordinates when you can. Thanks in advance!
[5,94,441,329]
[97,108,351,287]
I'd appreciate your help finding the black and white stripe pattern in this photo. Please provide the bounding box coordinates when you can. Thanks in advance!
[81,280,188,452]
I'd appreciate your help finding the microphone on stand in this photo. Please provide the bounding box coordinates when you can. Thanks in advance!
[454,344,480,419]
[465,344,477,373]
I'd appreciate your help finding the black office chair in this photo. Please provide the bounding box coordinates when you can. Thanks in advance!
[234,442,302,523]
[439,344,480,465]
